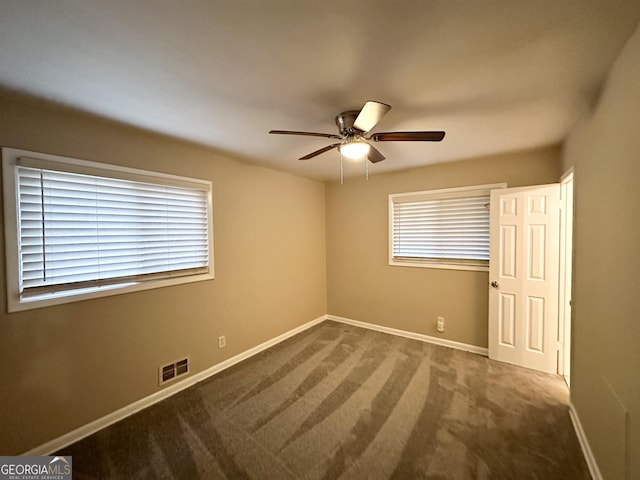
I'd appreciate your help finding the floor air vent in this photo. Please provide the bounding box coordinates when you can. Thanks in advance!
[159,357,190,386]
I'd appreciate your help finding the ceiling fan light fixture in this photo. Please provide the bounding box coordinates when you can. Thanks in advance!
[339,139,370,160]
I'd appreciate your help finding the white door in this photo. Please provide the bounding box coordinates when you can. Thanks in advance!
[488,184,560,374]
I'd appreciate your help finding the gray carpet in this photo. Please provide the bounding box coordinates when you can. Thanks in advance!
[58,321,591,479]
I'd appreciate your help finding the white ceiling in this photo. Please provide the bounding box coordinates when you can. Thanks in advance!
[1,1,639,180]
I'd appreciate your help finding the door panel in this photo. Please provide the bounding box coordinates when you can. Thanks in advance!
[499,293,516,346]
[500,225,517,277]
[528,225,546,280]
[526,296,544,352]
[489,184,560,374]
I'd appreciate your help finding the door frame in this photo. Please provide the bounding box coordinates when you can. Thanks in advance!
[558,169,574,385]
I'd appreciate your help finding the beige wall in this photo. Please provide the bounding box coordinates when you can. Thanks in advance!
[326,147,561,347]
[0,97,327,454]
[563,24,640,480]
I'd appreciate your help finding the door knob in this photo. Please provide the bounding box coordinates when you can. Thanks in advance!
[490,281,499,288]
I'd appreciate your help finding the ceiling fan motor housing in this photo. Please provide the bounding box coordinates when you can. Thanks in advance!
[335,110,363,136]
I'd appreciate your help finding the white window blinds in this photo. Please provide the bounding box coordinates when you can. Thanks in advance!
[16,164,211,296]
[390,185,501,270]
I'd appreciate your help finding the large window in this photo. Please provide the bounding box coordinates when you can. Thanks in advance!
[3,148,214,311]
[389,184,505,271]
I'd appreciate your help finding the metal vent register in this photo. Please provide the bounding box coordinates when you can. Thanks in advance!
[159,357,189,386]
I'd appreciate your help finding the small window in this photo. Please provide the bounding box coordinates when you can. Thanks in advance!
[389,184,505,271]
[3,148,214,311]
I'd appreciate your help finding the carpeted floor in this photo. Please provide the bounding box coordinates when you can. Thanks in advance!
[58,321,591,479]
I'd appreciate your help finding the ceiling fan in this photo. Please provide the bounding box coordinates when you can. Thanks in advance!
[269,100,445,164]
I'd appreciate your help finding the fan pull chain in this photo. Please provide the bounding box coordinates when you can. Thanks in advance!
[340,153,344,185]
[365,156,369,181]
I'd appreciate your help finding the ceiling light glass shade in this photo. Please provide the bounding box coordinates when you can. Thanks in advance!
[339,141,370,159]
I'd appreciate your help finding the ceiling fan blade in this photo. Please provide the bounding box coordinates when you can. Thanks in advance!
[299,143,341,160]
[270,130,342,139]
[353,101,391,133]
[370,131,446,142]
[367,145,385,163]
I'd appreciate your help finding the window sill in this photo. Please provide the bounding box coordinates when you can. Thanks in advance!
[389,259,489,272]
[8,272,214,312]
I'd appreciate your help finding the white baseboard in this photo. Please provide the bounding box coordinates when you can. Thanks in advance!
[327,315,488,356]
[23,315,327,456]
[569,402,602,480]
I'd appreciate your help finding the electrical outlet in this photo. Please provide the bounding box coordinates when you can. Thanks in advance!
[436,316,445,333]
[218,335,226,348]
